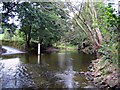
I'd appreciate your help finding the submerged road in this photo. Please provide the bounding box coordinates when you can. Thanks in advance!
[2,46,25,55]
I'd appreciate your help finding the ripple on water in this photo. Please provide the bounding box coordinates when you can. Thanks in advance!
[0,58,35,88]
[55,70,80,88]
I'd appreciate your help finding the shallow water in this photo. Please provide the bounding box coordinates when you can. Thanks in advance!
[2,46,25,55]
[0,50,96,89]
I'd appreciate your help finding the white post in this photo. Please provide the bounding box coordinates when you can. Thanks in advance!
[38,54,40,64]
[38,43,40,55]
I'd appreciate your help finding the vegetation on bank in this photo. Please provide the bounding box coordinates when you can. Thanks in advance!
[87,58,120,89]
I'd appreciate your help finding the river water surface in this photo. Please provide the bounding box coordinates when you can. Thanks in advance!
[0,50,96,89]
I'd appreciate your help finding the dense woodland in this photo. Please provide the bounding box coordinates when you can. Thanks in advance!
[0,0,120,89]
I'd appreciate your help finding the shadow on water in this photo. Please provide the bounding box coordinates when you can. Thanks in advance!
[0,50,96,89]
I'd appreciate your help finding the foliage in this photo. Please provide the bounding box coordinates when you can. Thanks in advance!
[2,2,17,33]
[1,1,119,66]
[12,30,25,41]
[3,28,11,40]
[97,3,118,65]
[1,2,69,48]
[17,2,69,47]
[66,2,103,51]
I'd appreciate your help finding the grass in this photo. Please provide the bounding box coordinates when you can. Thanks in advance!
[0,34,4,39]
[56,44,77,51]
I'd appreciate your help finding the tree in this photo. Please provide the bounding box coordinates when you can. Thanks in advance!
[1,1,69,49]
[95,3,118,64]
[16,2,68,48]
[66,2,103,51]
[2,2,17,33]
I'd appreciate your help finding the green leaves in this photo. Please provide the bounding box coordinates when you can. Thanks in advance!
[15,2,68,46]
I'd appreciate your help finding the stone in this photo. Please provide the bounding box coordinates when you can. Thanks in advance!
[107,79,118,87]
[94,72,102,77]
[88,57,120,89]
[84,85,95,88]
[94,77,102,83]
[0,48,7,54]
[79,72,85,75]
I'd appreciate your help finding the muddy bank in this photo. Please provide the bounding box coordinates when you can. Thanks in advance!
[86,58,120,89]
[30,46,59,54]
[78,41,97,54]
[26,42,60,54]
[45,47,59,53]
[1,40,59,54]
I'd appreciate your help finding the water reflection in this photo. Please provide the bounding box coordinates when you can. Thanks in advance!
[0,51,96,89]
[0,58,34,88]
[25,54,30,63]
[56,52,79,88]
[38,54,41,64]
[58,53,65,70]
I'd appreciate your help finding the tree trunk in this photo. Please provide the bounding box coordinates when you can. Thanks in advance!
[25,26,31,49]
[96,28,102,45]
[26,34,31,48]
[25,34,31,50]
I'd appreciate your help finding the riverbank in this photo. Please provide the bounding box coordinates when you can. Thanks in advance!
[87,58,120,89]
[77,43,120,89]
[1,40,25,51]
[1,40,79,54]
[1,46,25,55]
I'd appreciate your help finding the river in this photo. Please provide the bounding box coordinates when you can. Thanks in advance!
[0,47,96,89]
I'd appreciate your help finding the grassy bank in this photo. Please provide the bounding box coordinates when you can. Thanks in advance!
[0,34,4,39]
[1,40,25,51]
[56,45,77,51]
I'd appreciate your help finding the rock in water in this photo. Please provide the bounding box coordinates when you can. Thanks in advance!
[0,48,7,54]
